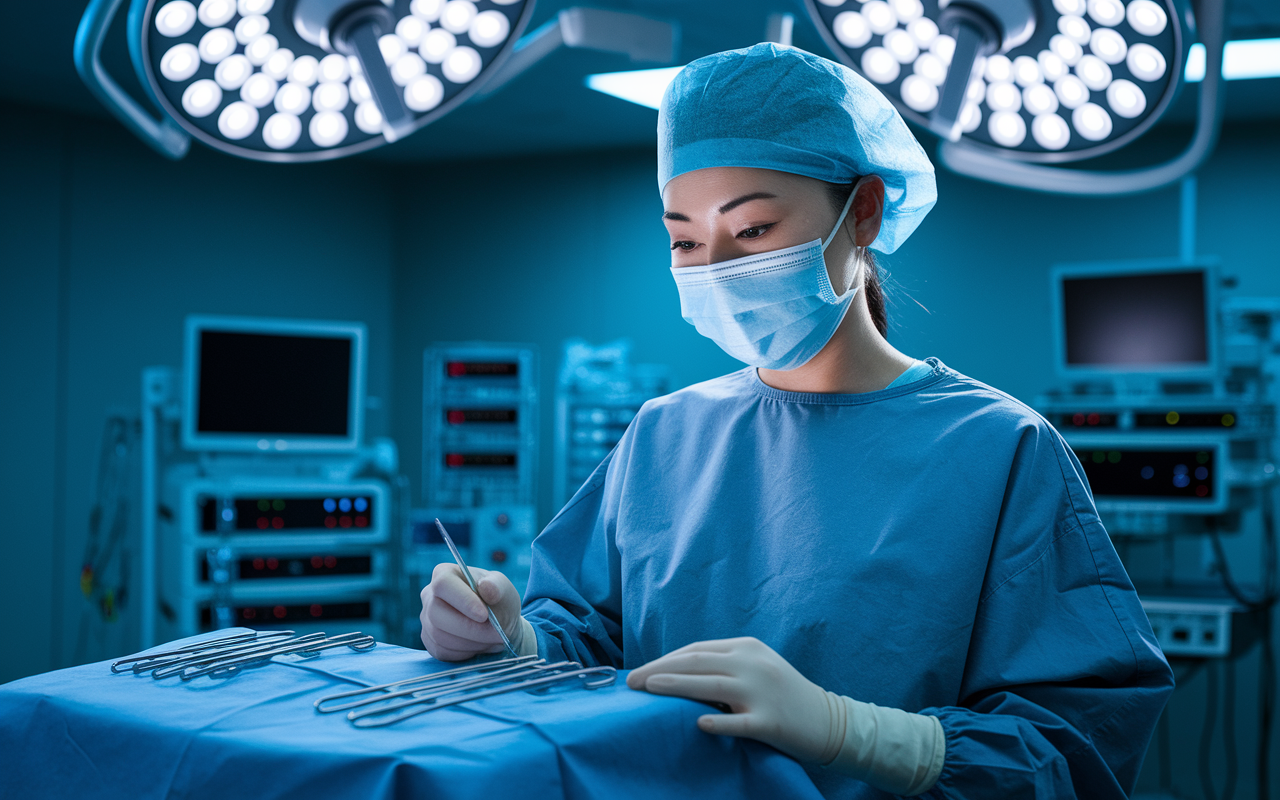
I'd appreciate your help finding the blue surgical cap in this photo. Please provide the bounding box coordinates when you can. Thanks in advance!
[657,44,937,254]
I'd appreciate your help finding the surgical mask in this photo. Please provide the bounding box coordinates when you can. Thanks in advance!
[670,181,864,371]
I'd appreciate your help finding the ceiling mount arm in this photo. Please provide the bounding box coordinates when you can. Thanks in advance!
[74,0,191,160]
[473,7,678,100]
[936,0,1228,196]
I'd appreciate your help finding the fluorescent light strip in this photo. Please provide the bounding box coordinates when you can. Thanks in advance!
[1185,38,1280,81]
[585,39,1279,111]
[584,66,684,109]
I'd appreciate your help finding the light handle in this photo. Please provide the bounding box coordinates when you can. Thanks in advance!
[74,0,191,160]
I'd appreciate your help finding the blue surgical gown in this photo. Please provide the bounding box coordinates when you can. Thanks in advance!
[522,358,1174,799]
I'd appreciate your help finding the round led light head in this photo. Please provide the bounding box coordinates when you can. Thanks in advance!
[806,0,1185,163]
[138,0,534,162]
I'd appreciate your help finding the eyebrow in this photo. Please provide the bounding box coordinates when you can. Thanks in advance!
[661,191,779,222]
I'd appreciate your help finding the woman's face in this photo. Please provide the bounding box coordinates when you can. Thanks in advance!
[661,167,884,292]
[662,167,834,268]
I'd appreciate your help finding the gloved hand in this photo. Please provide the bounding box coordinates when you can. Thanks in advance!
[627,636,945,796]
[419,563,537,661]
[626,636,840,763]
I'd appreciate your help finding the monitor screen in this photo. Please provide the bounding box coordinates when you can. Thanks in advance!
[184,317,364,452]
[1061,270,1209,368]
[197,331,352,436]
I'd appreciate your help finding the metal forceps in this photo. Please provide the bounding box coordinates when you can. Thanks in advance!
[180,632,376,680]
[112,630,296,674]
[435,518,517,659]
[314,654,543,714]
[146,632,330,679]
[347,664,619,728]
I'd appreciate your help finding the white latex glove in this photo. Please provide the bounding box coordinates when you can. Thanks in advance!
[419,563,537,661]
[626,637,944,796]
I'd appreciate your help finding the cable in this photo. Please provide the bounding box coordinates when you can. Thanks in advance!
[1224,655,1238,800]
[1200,659,1219,800]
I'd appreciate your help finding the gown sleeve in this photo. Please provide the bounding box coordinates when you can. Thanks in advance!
[918,421,1175,799]
[520,446,627,668]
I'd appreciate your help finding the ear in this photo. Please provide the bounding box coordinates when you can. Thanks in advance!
[851,176,886,248]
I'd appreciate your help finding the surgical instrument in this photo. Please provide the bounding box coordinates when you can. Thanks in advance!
[314,654,542,713]
[147,632,330,679]
[111,630,294,673]
[180,632,376,680]
[435,518,517,659]
[348,666,619,728]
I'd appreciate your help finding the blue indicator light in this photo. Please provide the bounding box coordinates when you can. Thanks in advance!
[1173,474,1191,488]
[1195,466,1209,480]
[354,497,368,512]
[221,509,234,521]
[1173,464,1189,476]
[1141,466,1154,480]
[339,498,352,512]
[323,498,336,513]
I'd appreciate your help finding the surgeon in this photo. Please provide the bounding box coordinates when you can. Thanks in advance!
[420,43,1174,798]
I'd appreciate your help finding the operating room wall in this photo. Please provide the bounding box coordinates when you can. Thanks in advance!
[0,101,398,684]
[390,120,1280,797]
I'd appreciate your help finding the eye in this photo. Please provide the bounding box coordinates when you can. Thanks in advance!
[671,240,698,252]
[737,224,774,240]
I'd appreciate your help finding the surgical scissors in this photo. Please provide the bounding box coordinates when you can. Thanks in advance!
[314,654,543,713]
[348,666,618,727]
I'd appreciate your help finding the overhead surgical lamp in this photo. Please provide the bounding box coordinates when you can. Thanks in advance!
[75,0,676,162]
[805,0,1229,194]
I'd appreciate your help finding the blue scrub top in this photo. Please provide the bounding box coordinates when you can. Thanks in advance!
[523,358,1173,799]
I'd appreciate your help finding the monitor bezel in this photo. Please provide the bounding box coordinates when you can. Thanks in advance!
[1050,258,1219,383]
[182,315,366,453]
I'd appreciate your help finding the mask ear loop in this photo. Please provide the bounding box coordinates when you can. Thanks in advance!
[822,177,871,296]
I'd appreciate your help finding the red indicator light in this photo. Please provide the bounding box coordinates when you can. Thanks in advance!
[272,517,284,529]
[311,556,323,568]
[257,517,269,529]
[267,558,278,570]
[339,516,352,528]
[1196,485,1209,497]
[447,410,466,424]
[491,549,508,564]
[273,605,286,619]
[1087,413,1100,425]
[355,515,368,527]
[325,515,337,528]
[445,453,464,467]
[310,604,322,618]
[253,558,265,570]
[243,608,257,619]
[324,555,337,568]
[1072,413,1085,426]
[447,362,467,376]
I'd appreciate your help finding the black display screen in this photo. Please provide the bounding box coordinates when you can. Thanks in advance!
[197,330,352,435]
[1062,271,1208,367]
[1075,448,1215,499]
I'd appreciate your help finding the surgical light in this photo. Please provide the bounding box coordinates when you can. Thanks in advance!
[76,0,533,161]
[804,0,1230,195]
[1184,38,1280,81]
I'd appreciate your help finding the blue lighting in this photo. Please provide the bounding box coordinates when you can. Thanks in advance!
[1173,474,1191,488]
[1185,38,1280,82]
[1141,466,1155,480]
[339,498,352,512]
[354,497,368,512]
[1195,466,1209,480]
[323,498,336,513]
[584,66,684,110]
[221,508,233,521]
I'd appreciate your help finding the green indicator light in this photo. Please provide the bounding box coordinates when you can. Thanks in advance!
[1196,451,1210,464]
[257,499,269,511]
[1093,451,1106,463]
[272,499,285,511]
[1108,451,1121,463]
